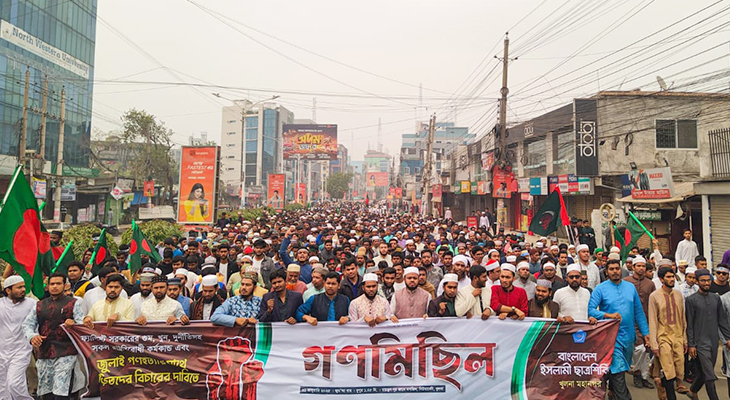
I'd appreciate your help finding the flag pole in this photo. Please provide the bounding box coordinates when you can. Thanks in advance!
[0,165,23,212]
[89,228,106,268]
[52,239,74,272]
[628,211,655,240]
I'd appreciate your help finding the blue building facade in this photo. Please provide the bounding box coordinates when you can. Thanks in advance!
[0,0,97,177]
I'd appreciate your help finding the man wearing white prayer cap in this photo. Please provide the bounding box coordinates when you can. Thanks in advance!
[429,274,459,317]
[514,261,537,301]
[537,262,567,291]
[1,275,37,400]
[576,244,600,289]
[348,273,396,326]
[390,267,430,320]
[528,279,560,318]
[438,255,471,297]
[552,264,595,324]
[491,261,528,320]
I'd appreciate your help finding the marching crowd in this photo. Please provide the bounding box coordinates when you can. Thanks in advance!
[0,203,728,400]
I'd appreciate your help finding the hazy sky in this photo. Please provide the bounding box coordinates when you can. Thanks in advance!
[92,0,730,161]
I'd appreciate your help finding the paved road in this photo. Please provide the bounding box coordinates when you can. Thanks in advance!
[629,357,728,400]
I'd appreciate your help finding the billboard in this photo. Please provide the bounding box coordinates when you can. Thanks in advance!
[282,124,338,160]
[268,174,285,211]
[493,166,516,198]
[628,167,675,199]
[395,187,403,199]
[177,146,218,224]
[366,172,388,187]
[295,183,307,205]
[574,99,599,176]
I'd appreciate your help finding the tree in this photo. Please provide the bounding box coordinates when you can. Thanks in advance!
[119,109,178,205]
[326,172,353,199]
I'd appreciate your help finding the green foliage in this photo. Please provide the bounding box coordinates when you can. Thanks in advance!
[121,220,184,246]
[284,203,305,211]
[61,224,119,260]
[218,208,275,221]
[326,172,353,199]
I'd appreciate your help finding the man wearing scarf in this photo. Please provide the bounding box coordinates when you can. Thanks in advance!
[528,279,560,318]
[428,274,459,317]
[258,269,303,324]
[191,275,225,320]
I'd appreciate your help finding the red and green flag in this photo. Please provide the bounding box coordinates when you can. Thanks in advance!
[129,220,161,275]
[53,240,75,276]
[615,217,646,263]
[0,166,54,298]
[528,187,570,236]
[90,228,111,275]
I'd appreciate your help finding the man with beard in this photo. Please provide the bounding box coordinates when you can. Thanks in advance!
[339,258,363,301]
[513,261,537,301]
[553,264,596,324]
[378,267,397,301]
[1,276,36,400]
[455,265,492,320]
[528,280,560,318]
[211,273,262,327]
[491,264,528,320]
[137,275,189,325]
[428,274,459,317]
[280,227,313,284]
[84,274,135,328]
[390,267,430,319]
[589,259,650,400]
[285,264,308,294]
[82,266,129,315]
[23,273,85,400]
[710,264,730,295]
[191,275,226,320]
[130,273,154,318]
[66,261,93,298]
[622,255,656,389]
[437,255,471,297]
[216,244,239,283]
[422,249,442,289]
[349,273,396,326]
[303,267,327,302]
[576,244,600,289]
[296,272,351,325]
[537,262,567,291]
[258,269,303,324]
[373,242,393,268]
[418,267,436,299]
[686,269,730,400]
[167,278,192,317]
[648,267,688,400]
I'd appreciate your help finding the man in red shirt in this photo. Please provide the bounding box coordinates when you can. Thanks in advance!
[490,263,528,320]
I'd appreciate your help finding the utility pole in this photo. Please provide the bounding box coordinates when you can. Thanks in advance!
[498,34,510,165]
[20,68,29,168]
[53,88,66,224]
[422,114,435,217]
[39,78,48,162]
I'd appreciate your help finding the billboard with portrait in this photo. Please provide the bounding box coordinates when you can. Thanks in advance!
[282,124,338,160]
[268,174,285,211]
[366,172,389,187]
[178,146,218,224]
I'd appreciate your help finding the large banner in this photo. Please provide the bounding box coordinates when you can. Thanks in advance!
[178,146,218,224]
[283,124,338,160]
[366,172,388,187]
[64,319,618,400]
[295,183,307,205]
[628,167,675,199]
[267,174,285,211]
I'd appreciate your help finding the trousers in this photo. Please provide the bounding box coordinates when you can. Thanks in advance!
[607,371,632,400]
[0,353,34,400]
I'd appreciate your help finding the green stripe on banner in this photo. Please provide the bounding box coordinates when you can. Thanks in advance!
[511,321,545,400]
[255,322,273,365]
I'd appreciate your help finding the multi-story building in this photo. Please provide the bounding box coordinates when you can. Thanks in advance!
[330,144,349,175]
[0,0,97,190]
[220,100,293,205]
[400,122,474,203]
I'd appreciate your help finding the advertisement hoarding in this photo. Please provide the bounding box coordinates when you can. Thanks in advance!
[177,146,218,224]
[282,124,338,160]
[395,187,403,199]
[493,166,516,198]
[295,183,307,204]
[268,174,285,211]
[366,172,389,187]
[628,167,675,199]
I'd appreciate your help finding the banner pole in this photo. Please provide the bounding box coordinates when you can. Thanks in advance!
[53,239,74,272]
[628,211,655,240]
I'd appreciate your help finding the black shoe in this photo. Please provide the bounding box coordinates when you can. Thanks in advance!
[633,373,643,388]
[642,378,655,389]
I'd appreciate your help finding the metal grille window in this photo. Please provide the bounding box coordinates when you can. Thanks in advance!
[656,119,697,149]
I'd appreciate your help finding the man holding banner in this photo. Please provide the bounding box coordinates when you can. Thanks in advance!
[589,259,650,400]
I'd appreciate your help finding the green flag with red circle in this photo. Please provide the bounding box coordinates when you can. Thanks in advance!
[0,166,54,298]
[129,220,161,275]
[90,228,111,275]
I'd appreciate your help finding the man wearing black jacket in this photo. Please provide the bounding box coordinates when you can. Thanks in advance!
[428,273,459,317]
[296,272,350,325]
[339,258,362,300]
[258,269,302,324]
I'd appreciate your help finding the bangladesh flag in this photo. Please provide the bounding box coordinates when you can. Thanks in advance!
[615,218,645,263]
[0,166,54,298]
[53,241,75,276]
[90,228,111,275]
[528,187,570,236]
[129,220,161,275]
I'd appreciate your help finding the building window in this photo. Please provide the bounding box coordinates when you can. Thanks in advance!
[404,167,410,174]
[414,167,421,174]
[525,138,547,176]
[656,119,697,149]
[246,141,257,152]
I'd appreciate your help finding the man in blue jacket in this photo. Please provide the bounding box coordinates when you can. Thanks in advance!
[589,259,650,400]
[279,227,313,284]
[296,272,350,325]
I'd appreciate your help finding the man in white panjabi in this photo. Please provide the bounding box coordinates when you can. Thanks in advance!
[0,276,37,400]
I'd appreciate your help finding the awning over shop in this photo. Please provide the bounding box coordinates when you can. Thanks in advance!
[131,192,150,205]
[617,181,696,204]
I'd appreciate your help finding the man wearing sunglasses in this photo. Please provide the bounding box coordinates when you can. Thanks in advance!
[710,264,730,296]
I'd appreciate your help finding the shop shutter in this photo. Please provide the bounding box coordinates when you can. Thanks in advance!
[711,196,730,265]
